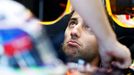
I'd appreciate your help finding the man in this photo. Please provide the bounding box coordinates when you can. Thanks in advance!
[63,11,99,75]
[70,0,131,69]
[62,11,134,75]
[62,11,99,68]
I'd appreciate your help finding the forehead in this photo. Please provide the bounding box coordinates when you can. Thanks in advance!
[71,11,81,19]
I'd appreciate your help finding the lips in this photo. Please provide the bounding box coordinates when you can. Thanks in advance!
[67,40,80,47]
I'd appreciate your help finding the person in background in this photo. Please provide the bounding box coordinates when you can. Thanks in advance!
[0,0,65,72]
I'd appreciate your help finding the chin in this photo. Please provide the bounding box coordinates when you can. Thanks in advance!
[66,55,80,62]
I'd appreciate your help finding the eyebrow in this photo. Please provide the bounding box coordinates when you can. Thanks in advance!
[70,18,77,21]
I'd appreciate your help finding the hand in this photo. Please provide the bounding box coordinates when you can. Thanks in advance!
[98,39,132,69]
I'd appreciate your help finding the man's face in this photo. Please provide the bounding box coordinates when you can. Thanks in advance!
[63,12,99,62]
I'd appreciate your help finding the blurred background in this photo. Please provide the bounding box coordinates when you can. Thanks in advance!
[0,0,134,75]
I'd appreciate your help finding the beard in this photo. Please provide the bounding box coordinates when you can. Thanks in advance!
[62,42,80,62]
[62,42,98,63]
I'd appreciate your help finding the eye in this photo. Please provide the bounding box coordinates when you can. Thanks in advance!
[85,26,94,35]
[83,23,90,29]
[83,23,93,33]
[68,19,78,28]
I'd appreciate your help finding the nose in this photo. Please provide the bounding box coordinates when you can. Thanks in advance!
[70,27,80,39]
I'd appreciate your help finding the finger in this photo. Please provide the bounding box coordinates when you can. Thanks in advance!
[111,48,132,68]
[112,57,132,69]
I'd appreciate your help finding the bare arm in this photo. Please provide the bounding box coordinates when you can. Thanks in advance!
[70,0,115,42]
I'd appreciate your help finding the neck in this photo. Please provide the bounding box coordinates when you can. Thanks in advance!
[90,56,99,67]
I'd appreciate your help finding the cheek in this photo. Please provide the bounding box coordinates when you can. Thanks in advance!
[81,35,98,51]
[63,33,70,49]
[64,31,71,41]
[64,34,70,42]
